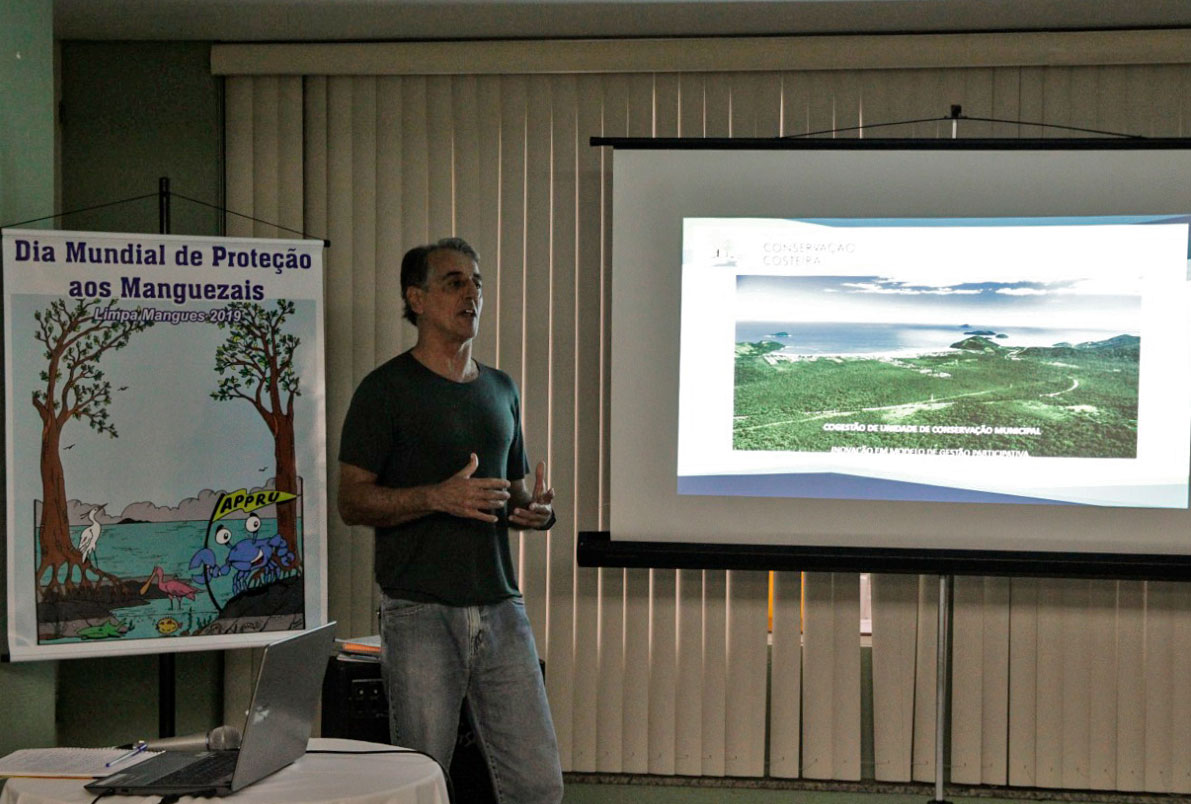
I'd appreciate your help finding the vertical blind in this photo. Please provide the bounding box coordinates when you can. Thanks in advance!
[218,32,1191,793]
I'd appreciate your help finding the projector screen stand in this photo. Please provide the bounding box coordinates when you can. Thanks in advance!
[931,573,953,804]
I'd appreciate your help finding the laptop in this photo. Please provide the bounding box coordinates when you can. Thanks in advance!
[86,622,337,798]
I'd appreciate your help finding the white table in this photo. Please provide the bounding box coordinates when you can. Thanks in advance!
[0,738,448,804]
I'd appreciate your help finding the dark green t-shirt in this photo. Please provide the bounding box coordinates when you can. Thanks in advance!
[338,351,529,605]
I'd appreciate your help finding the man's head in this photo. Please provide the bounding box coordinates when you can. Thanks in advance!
[401,237,480,327]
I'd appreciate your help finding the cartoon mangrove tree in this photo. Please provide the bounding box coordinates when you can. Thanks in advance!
[210,300,302,556]
[32,298,152,593]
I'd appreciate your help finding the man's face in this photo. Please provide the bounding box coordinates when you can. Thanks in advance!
[410,248,483,341]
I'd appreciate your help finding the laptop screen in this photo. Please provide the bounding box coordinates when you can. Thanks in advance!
[232,622,337,791]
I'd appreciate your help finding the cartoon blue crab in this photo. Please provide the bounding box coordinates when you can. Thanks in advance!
[189,512,296,596]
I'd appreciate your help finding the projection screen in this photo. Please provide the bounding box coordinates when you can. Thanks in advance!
[580,139,1191,579]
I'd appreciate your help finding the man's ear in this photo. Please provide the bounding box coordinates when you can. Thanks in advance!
[406,285,425,316]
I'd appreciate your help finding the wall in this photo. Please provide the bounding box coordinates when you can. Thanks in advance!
[59,42,223,235]
[0,0,58,758]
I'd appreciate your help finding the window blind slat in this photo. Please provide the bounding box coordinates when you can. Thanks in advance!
[1144,582,1177,792]
[375,77,404,357]
[347,77,378,636]
[801,573,837,779]
[951,578,987,784]
[596,567,625,772]
[278,77,304,233]
[349,76,376,411]
[912,576,939,783]
[871,573,919,783]
[568,73,606,775]
[724,570,769,776]
[251,76,280,238]
[979,578,1011,786]
[325,76,360,637]
[1034,581,1065,788]
[701,569,728,776]
[1060,581,1093,789]
[519,74,554,654]
[225,77,254,239]
[675,569,706,775]
[1116,581,1147,791]
[830,573,862,780]
[1171,585,1191,794]
[648,568,677,775]
[622,567,651,773]
[769,570,802,779]
[1008,578,1039,786]
[616,72,656,778]
[544,72,579,770]
[1088,581,1121,791]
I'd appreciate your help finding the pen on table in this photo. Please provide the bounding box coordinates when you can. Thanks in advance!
[105,741,148,768]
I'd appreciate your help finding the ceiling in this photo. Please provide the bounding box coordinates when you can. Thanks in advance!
[53,0,1191,42]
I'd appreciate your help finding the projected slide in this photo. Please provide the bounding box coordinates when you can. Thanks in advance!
[677,217,1191,508]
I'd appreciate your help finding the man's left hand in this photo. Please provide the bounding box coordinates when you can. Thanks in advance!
[510,461,555,530]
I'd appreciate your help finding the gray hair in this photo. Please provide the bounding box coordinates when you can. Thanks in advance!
[400,237,479,325]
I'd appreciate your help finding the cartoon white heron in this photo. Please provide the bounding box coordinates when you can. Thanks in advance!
[79,505,105,567]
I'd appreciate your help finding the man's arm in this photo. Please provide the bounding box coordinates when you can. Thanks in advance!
[508,460,556,531]
[338,453,512,527]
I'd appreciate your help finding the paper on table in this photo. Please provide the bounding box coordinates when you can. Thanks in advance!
[0,747,161,778]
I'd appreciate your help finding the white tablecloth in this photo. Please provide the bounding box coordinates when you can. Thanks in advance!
[0,738,447,804]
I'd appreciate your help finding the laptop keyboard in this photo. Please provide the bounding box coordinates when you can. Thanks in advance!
[153,751,238,786]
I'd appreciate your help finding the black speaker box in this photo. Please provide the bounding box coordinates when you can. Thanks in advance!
[321,656,390,743]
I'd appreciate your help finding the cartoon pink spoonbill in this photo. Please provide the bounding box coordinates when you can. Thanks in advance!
[140,566,198,609]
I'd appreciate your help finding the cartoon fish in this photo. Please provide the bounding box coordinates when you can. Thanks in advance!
[155,617,181,635]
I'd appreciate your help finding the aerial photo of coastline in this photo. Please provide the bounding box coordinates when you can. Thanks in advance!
[733,274,1142,458]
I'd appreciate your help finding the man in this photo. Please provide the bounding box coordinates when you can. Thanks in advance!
[337,237,563,803]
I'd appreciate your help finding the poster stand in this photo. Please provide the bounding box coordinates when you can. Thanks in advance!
[2,178,328,739]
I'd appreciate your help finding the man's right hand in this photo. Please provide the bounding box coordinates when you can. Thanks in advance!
[432,453,511,523]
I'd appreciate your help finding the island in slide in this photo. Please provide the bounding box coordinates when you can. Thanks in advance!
[734,332,1140,459]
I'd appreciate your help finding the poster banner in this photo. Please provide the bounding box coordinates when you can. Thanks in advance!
[3,229,327,660]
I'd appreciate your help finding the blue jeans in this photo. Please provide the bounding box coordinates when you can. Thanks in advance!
[378,594,563,804]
